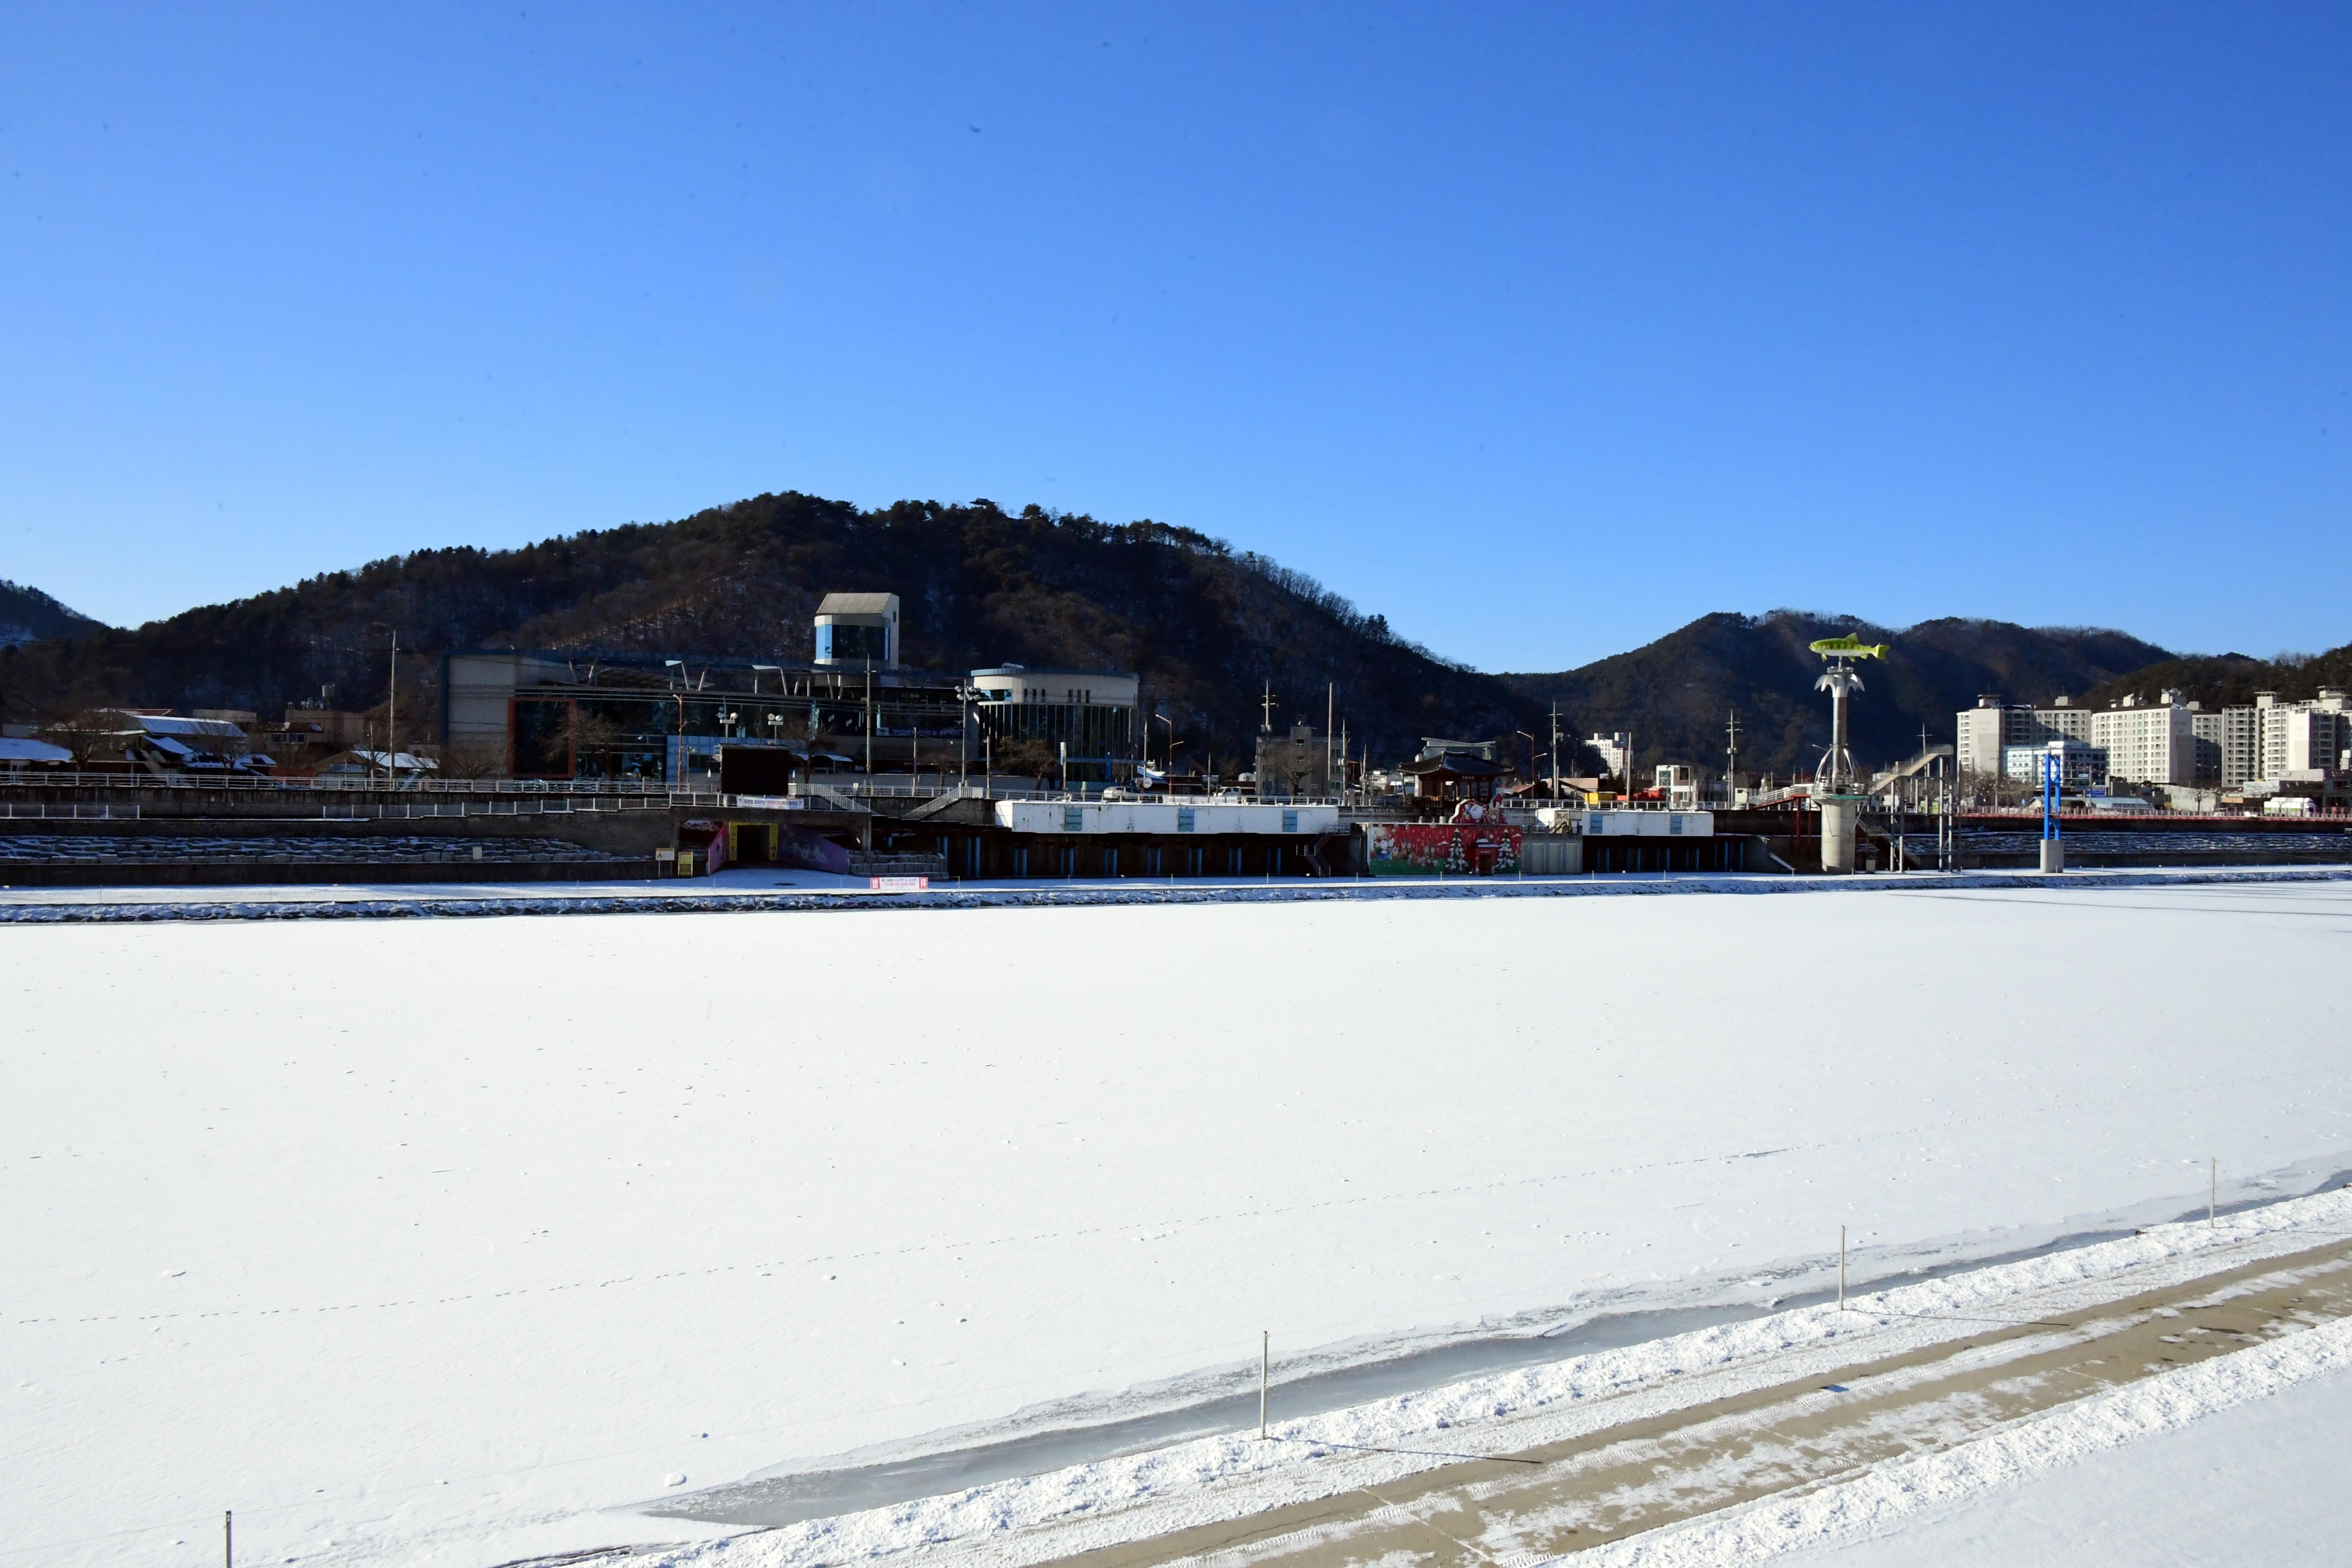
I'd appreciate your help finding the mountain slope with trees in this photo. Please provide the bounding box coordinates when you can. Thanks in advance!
[1,492,2227,777]
[0,580,108,648]
[2075,646,2352,712]
[1499,611,2176,779]
[0,495,1543,765]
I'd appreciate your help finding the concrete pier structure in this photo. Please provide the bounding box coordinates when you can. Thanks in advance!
[1818,795,1861,874]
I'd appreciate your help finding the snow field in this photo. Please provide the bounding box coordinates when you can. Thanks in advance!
[5,879,2350,1567]
[668,1187,2352,1568]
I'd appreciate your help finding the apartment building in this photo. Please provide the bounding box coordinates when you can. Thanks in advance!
[2088,691,2195,787]
[2208,689,2352,788]
[2034,696,2095,743]
[1955,697,2039,776]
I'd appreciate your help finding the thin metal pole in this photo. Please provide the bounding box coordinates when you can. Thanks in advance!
[386,632,397,784]
[1838,1226,1846,1310]
[1259,1330,1269,1437]
[225,1509,233,1568]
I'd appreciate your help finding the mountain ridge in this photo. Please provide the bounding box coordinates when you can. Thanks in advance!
[0,579,109,649]
[4,493,2299,776]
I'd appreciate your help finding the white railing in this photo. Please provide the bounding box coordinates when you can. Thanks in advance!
[0,801,143,820]
[0,769,680,795]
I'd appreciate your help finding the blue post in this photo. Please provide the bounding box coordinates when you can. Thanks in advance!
[2039,744,2064,872]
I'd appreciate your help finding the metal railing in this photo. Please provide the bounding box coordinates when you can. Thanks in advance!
[0,801,144,820]
[0,769,680,795]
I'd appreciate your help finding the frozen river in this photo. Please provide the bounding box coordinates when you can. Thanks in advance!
[7,875,2350,1567]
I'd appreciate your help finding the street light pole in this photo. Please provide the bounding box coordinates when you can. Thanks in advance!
[386,630,398,785]
[1548,702,1562,798]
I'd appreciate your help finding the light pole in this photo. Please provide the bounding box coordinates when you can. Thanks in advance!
[664,661,687,786]
[1548,702,1563,798]
[1156,713,1176,791]
[957,684,973,793]
[370,622,400,787]
[1514,730,1536,801]
[754,663,785,755]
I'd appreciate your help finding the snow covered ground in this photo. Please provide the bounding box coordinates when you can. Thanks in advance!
[7,877,2351,1567]
[1608,1274,2352,1568]
[1771,1353,2352,1567]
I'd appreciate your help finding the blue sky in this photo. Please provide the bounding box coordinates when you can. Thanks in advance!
[3,3,2347,670]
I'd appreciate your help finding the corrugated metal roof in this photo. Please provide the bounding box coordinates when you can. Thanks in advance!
[816,592,898,616]
[139,714,248,739]
[0,737,72,763]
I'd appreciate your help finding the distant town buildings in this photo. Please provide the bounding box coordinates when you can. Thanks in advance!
[1959,686,2352,803]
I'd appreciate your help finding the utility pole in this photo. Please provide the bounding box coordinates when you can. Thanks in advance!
[1260,681,1276,733]
[386,630,398,784]
[1326,683,1334,800]
[1549,702,1563,798]
[864,667,874,780]
[1725,708,1741,801]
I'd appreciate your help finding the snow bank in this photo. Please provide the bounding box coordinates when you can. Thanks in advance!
[1594,1290,2352,1566]
[653,1190,2352,1568]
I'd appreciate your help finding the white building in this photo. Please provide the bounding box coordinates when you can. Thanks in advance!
[2218,703,2262,787]
[2033,696,2096,743]
[2275,691,2351,776]
[2004,738,2107,789]
[1955,697,2039,776]
[2088,691,2195,787]
[2218,689,2352,788]
[1587,731,1631,778]
[813,592,900,670]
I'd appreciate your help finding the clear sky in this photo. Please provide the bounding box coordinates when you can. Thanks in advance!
[3,3,2347,670]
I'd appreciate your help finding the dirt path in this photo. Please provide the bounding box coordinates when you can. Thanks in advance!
[1042,1237,2352,1568]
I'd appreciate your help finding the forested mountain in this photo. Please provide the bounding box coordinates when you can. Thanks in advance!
[1499,611,2176,779]
[0,580,107,648]
[0,493,2247,776]
[0,495,1544,765]
[2077,645,2352,712]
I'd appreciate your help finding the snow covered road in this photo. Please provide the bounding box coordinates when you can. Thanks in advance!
[6,877,2351,1567]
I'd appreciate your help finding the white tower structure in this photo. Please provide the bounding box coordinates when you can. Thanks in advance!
[1808,636,1887,874]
